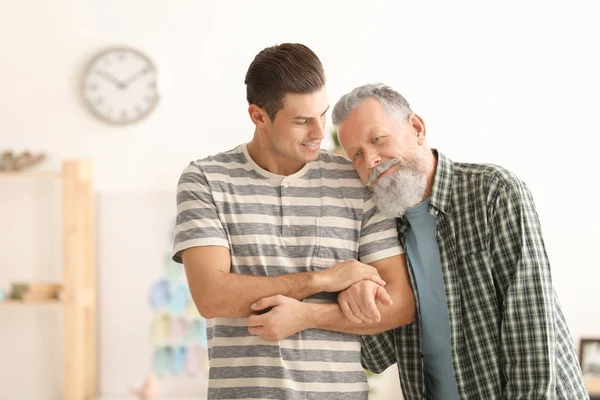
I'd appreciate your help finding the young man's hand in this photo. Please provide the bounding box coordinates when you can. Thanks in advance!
[248,295,312,341]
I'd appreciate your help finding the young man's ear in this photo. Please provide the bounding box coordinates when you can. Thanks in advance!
[248,104,269,127]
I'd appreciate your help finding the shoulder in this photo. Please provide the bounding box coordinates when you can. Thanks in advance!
[180,145,245,176]
[318,148,353,166]
[315,149,362,178]
[191,145,245,169]
[311,150,371,201]
[451,161,535,215]
[177,145,246,187]
[453,161,527,194]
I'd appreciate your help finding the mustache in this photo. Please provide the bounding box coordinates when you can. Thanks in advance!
[367,158,400,186]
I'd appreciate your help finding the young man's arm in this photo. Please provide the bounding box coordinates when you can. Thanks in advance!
[182,247,385,319]
[248,254,415,339]
[175,162,386,319]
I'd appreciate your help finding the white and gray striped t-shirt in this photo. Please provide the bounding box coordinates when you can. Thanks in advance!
[173,144,403,400]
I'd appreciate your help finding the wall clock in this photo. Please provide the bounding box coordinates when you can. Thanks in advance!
[82,46,159,125]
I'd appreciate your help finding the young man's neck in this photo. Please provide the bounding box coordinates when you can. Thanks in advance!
[247,132,306,176]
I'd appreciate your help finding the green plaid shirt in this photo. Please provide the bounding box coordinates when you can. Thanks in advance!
[361,151,588,399]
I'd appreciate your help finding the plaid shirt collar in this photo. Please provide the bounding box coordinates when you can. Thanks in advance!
[398,149,452,234]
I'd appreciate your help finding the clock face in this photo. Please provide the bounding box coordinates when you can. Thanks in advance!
[82,47,159,125]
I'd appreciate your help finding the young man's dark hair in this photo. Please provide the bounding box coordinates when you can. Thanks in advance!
[244,43,325,120]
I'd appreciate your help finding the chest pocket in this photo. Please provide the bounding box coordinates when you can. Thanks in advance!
[314,217,360,268]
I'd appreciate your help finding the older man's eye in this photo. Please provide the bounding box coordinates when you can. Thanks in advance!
[352,151,362,160]
[372,136,382,143]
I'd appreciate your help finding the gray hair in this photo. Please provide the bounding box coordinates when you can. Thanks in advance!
[332,83,412,126]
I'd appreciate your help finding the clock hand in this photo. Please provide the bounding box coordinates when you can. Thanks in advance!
[122,67,151,87]
[95,70,125,89]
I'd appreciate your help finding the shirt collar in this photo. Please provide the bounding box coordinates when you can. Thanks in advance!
[397,149,454,234]
[429,149,454,216]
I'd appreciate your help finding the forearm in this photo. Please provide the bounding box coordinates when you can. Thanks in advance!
[308,290,415,335]
[185,247,385,320]
[194,271,324,319]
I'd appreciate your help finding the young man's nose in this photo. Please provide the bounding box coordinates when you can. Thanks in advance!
[308,119,326,139]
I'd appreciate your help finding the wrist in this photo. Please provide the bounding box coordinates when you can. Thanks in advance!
[309,270,329,292]
[302,302,321,329]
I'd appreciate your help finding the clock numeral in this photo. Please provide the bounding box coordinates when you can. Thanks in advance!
[148,81,156,89]
[120,110,128,120]
[135,106,143,114]
[144,95,155,103]
[118,52,127,62]
[94,97,104,106]
[107,107,114,115]
[88,83,98,91]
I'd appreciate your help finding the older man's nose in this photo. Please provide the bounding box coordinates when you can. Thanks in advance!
[365,151,381,169]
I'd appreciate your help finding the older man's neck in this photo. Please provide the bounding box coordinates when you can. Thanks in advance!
[421,152,438,202]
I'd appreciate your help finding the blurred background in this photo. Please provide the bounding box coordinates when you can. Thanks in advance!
[1,0,599,399]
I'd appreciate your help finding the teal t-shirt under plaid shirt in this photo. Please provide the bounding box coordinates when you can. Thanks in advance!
[361,151,588,399]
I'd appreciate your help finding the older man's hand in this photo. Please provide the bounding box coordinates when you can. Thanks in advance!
[338,280,392,324]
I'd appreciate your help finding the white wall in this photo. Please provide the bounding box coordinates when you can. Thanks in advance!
[1,0,599,399]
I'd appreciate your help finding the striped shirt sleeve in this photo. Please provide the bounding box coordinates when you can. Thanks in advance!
[172,162,229,263]
[358,195,404,264]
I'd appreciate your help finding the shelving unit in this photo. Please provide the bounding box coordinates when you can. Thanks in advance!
[0,160,97,400]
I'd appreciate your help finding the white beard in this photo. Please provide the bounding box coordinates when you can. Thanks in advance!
[372,154,429,218]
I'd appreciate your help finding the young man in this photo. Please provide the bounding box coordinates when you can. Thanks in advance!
[172,44,415,400]
[331,83,588,399]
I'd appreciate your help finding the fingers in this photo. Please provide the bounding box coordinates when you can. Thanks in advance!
[251,295,283,311]
[247,313,265,328]
[361,290,381,322]
[247,325,277,341]
[339,297,363,324]
[346,294,373,323]
[375,286,393,306]
[350,260,386,286]
[364,273,386,287]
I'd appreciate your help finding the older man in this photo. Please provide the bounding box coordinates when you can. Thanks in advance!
[331,83,587,399]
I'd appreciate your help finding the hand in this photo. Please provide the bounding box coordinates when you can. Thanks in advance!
[248,295,311,341]
[319,259,386,292]
[95,70,125,89]
[338,280,392,324]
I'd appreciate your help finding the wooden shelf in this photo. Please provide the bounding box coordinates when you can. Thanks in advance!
[0,160,97,400]
[0,171,60,179]
[0,299,61,305]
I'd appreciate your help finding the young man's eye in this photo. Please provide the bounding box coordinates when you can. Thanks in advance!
[295,119,309,125]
